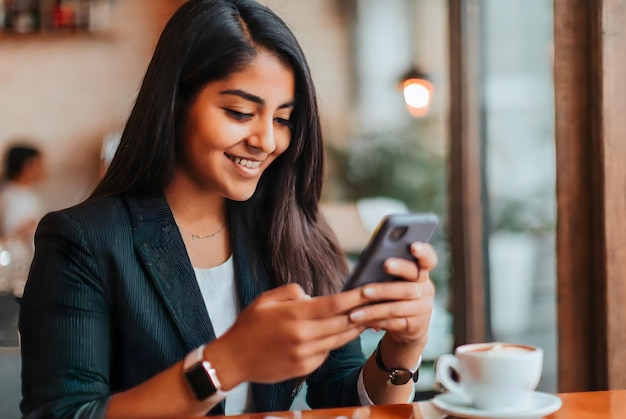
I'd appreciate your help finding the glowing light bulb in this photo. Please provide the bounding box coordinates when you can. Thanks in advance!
[404,82,430,108]
[401,78,433,118]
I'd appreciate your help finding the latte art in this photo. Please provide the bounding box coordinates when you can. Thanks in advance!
[467,343,535,356]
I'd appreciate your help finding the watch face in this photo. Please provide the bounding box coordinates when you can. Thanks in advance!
[375,341,419,385]
[184,362,218,401]
[389,368,413,385]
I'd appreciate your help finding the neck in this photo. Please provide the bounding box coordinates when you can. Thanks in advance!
[164,175,226,229]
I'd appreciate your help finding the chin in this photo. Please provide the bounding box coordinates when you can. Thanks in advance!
[227,189,257,202]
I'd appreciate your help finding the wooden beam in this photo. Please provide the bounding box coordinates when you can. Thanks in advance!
[553,0,595,392]
[447,0,487,345]
[596,0,626,390]
[554,0,626,391]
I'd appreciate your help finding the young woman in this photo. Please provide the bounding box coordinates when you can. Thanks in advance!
[18,1,438,417]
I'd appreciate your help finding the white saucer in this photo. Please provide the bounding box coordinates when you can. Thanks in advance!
[432,391,562,419]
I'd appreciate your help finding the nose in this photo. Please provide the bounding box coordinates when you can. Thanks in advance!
[247,117,276,154]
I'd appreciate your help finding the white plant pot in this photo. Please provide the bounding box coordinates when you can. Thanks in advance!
[423,301,453,360]
[489,231,536,337]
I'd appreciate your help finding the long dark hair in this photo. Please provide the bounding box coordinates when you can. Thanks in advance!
[91,0,347,295]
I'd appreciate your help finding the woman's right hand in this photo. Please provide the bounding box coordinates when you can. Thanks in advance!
[205,283,368,390]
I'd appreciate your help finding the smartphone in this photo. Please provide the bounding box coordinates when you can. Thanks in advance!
[341,212,438,291]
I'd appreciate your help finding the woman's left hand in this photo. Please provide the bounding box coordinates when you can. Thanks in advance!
[347,241,438,353]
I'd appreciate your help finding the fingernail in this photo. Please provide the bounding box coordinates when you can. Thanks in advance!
[297,290,311,299]
[350,310,365,321]
[385,260,399,273]
[363,287,376,297]
[412,242,424,253]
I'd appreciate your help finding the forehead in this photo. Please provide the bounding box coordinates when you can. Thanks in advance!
[204,49,296,104]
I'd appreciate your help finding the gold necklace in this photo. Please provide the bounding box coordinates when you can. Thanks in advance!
[177,223,226,241]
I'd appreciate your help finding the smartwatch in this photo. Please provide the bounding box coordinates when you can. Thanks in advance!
[183,344,227,402]
[374,340,420,385]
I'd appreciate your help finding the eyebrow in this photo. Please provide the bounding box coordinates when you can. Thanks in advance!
[220,89,296,109]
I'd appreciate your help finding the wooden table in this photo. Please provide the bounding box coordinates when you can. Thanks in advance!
[214,390,626,418]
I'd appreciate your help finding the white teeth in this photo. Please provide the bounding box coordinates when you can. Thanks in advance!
[231,157,261,168]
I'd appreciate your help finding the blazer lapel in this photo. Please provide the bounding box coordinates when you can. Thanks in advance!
[124,193,215,352]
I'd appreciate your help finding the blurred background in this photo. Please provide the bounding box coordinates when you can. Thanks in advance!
[0,0,558,416]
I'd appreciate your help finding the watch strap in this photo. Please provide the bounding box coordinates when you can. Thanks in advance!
[374,340,420,385]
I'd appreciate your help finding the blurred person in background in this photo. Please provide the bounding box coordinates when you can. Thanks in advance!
[0,144,45,301]
[0,144,45,243]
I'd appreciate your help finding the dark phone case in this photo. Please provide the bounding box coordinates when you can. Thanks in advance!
[342,213,438,291]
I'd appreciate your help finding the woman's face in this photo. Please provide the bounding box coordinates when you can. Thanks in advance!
[177,49,296,201]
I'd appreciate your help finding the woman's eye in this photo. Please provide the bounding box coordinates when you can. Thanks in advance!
[274,117,293,129]
[226,109,253,120]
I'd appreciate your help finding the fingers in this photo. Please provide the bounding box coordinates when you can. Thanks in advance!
[257,284,370,319]
[348,280,434,344]
[289,288,368,319]
[411,242,438,272]
[309,325,365,356]
[255,283,310,305]
[247,324,366,383]
[288,323,366,359]
[252,287,369,341]
[226,290,366,383]
[350,302,433,345]
[382,242,437,283]
[293,313,364,342]
[349,295,432,325]
[358,278,435,305]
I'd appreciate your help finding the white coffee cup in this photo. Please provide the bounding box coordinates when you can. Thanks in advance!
[435,342,543,411]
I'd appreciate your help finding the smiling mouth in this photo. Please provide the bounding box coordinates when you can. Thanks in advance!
[227,155,262,169]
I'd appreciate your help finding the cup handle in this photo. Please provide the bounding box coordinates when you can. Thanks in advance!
[435,354,469,400]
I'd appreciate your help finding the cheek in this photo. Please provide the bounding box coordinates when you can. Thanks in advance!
[185,125,236,157]
[185,106,244,149]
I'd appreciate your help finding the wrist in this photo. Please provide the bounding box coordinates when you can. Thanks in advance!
[379,335,424,370]
[375,339,420,385]
[201,338,245,392]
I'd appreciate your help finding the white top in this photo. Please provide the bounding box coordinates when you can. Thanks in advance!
[194,255,255,415]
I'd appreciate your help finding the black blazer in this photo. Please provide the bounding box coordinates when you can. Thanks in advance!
[18,193,365,418]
